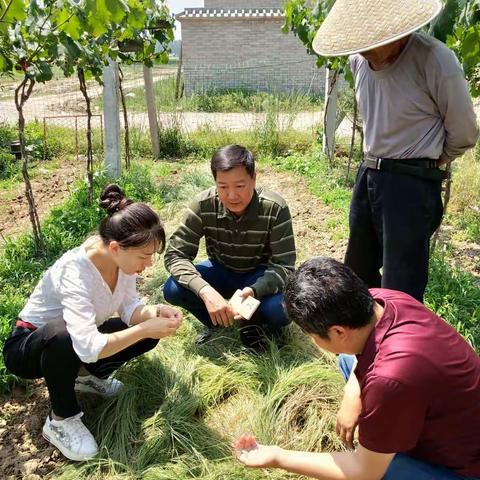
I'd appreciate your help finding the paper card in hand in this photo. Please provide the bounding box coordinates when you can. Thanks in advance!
[229,289,260,320]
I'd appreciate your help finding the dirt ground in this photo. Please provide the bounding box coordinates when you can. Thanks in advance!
[0,158,85,239]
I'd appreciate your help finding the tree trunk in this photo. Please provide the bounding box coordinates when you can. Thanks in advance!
[118,67,131,169]
[346,94,358,182]
[77,68,94,205]
[15,75,44,254]
[143,65,160,159]
[323,68,338,168]
[431,164,452,252]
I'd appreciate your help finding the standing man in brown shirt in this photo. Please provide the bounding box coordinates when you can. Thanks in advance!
[314,0,479,301]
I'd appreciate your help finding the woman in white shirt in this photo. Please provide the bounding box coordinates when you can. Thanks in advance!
[2,184,182,462]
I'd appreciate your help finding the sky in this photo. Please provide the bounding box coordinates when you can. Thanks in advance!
[167,0,204,39]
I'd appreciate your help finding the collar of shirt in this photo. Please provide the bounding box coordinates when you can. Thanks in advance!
[216,187,261,222]
[355,295,395,381]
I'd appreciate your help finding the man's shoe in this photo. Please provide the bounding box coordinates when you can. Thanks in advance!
[75,374,123,397]
[42,412,98,461]
[195,326,214,345]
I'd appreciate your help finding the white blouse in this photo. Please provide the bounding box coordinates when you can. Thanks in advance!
[19,237,144,363]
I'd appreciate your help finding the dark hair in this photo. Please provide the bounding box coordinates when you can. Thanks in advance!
[98,184,166,251]
[210,144,255,179]
[283,257,374,338]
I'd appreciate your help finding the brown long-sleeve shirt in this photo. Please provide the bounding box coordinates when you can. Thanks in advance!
[164,186,296,298]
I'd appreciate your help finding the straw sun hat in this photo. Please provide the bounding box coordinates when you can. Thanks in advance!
[312,0,443,57]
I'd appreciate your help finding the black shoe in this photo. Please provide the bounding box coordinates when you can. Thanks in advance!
[195,327,214,345]
[239,324,268,352]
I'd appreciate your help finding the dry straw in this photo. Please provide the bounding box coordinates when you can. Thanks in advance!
[313,0,443,56]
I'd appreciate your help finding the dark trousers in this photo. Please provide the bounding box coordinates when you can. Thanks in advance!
[163,259,290,346]
[344,163,443,302]
[3,318,158,418]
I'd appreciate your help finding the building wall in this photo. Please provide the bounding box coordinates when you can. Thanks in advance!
[181,17,325,95]
[204,0,282,9]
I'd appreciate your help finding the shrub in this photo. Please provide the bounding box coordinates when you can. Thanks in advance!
[0,149,17,179]
[157,118,195,159]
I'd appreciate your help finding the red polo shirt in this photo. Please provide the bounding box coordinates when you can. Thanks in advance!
[355,289,480,476]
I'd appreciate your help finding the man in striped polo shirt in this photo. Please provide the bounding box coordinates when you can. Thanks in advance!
[163,144,296,348]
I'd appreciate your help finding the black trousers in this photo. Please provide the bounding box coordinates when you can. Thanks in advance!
[3,318,158,418]
[344,163,444,302]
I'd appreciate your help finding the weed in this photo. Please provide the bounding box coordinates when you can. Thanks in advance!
[447,151,480,242]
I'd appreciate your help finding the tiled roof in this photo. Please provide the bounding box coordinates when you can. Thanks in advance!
[178,8,284,19]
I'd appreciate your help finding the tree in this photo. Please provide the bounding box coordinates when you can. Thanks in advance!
[432,0,480,97]
[0,0,173,250]
[282,0,352,166]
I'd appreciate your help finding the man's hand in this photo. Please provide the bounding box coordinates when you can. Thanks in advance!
[336,387,362,449]
[238,287,255,299]
[232,287,255,320]
[199,285,235,327]
[234,434,281,468]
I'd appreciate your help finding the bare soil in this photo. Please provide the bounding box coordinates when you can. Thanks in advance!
[0,158,85,239]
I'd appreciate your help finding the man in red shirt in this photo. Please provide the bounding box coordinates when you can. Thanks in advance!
[234,257,480,479]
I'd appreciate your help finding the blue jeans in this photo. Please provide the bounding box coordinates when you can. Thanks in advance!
[339,354,476,480]
[163,260,290,346]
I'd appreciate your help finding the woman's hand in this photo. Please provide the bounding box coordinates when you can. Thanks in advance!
[234,434,281,468]
[140,314,182,339]
[157,304,183,321]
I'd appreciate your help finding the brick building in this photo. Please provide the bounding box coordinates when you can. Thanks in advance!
[177,0,325,95]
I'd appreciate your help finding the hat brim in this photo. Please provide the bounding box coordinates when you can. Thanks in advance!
[313,0,443,57]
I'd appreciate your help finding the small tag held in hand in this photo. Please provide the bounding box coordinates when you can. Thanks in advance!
[229,289,260,320]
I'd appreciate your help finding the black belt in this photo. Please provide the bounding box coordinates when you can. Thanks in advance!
[364,155,448,181]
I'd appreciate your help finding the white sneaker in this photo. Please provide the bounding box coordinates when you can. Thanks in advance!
[74,374,124,397]
[42,412,98,461]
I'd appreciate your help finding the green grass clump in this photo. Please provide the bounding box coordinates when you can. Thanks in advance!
[447,150,480,243]
[53,319,341,479]
[425,249,480,350]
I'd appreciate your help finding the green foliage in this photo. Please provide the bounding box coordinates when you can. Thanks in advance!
[282,0,351,81]
[0,0,174,82]
[188,89,322,114]
[435,0,480,96]
[0,149,16,179]
[267,145,353,210]
[0,121,17,146]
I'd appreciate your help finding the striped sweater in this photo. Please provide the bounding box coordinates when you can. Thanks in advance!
[164,186,296,298]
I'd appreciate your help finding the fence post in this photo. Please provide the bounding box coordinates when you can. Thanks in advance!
[143,65,161,159]
[103,58,121,178]
[175,42,183,100]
